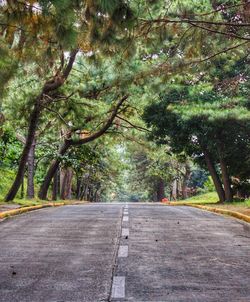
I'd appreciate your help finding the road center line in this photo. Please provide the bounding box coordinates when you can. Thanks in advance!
[122,228,129,237]
[118,245,128,257]
[111,276,125,299]
[123,216,129,222]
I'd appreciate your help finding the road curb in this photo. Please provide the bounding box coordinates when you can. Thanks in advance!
[187,204,250,223]
[0,201,87,220]
[162,202,250,223]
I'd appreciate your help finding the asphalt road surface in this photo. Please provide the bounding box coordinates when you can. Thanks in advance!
[0,203,249,302]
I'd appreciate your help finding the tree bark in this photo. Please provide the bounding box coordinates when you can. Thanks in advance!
[216,142,233,202]
[60,168,73,200]
[220,158,233,202]
[83,184,89,201]
[77,176,86,200]
[171,179,177,200]
[26,138,36,199]
[94,189,98,202]
[38,140,71,200]
[81,180,89,201]
[156,178,165,201]
[76,175,81,200]
[20,177,24,199]
[52,168,59,200]
[182,162,191,199]
[5,101,41,201]
[203,148,225,202]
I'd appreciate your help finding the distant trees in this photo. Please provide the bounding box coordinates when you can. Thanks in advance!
[143,78,250,202]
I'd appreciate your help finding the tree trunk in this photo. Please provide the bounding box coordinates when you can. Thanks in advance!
[20,177,24,199]
[38,95,128,200]
[182,162,191,199]
[81,181,90,201]
[220,159,233,202]
[176,179,180,199]
[94,189,98,202]
[217,142,233,202]
[52,168,59,201]
[5,49,78,202]
[203,148,225,202]
[60,168,73,200]
[5,101,41,201]
[172,180,177,201]
[76,175,82,200]
[38,140,71,200]
[156,178,165,201]
[87,186,91,201]
[26,138,36,199]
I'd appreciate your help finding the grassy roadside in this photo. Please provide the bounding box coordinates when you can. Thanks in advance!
[181,192,219,204]
[178,192,250,217]
[0,168,45,207]
[0,168,51,210]
[0,168,87,213]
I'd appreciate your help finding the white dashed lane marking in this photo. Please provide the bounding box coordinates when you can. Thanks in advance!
[118,245,128,258]
[111,206,129,299]
[123,216,129,222]
[122,228,129,237]
[111,276,125,298]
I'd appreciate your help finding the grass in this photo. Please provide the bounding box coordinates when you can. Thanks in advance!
[178,191,250,217]
[0,168,17,201]
[0,168,88,215]
[0,168,42,207]
[181,192,219,204]
[0,168,70,209]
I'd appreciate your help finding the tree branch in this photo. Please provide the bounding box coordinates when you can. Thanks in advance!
[188,21,250,41]
[141,18,250,28]
[43,106,70,127]
[117,115,150,132]
[71,95,129,145]
[43,48,79,93]
[153,41,249,76]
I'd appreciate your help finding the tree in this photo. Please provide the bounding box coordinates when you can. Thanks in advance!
[38,95,128,199]
[143,79,250,202]
[1,0,135,201]
[1,0,249,203]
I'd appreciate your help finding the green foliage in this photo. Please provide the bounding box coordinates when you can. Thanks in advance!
[184,192,219,204]
[188,169,209,189]
[0,168,17,201]
[143,56,250,200]
[0,168,39,202]
[0,127,23,168]
[203,176,216,193]
[0,42,18,99]
[1,0,250,202]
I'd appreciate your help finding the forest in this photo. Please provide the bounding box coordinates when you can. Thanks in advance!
[0,0,250,205]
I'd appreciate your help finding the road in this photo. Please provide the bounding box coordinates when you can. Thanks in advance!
[0,203,249,302]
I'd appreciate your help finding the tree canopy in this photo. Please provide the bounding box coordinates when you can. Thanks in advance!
[0,0,249,203]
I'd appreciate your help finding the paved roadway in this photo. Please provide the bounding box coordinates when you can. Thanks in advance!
[0,203,249,302]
